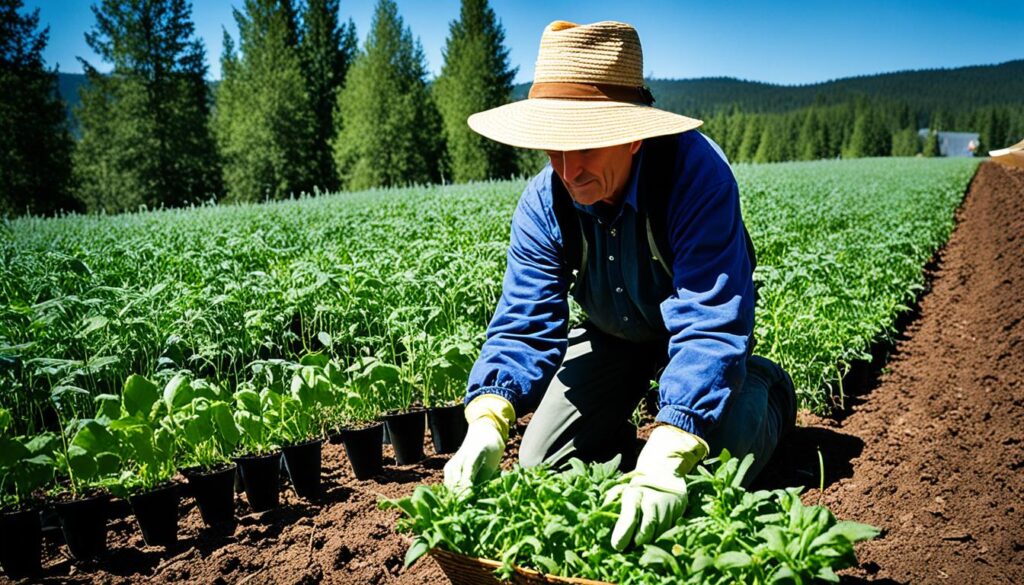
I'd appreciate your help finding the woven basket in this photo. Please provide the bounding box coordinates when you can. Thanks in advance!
[430,549,614,585]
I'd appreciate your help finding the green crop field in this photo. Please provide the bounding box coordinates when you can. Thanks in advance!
[0,156,980,577]
[0,157,978,435]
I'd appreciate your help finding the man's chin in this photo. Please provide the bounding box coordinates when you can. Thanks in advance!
[569,188,602,205]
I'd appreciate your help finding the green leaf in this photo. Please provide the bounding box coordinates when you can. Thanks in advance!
[715,551,753,570]
[0,437,30,468]
[403,537,430,568]
[316,331,333,348]
[211,402,241,447]
[640,545,681,573]
[72,420,118,454]
[235,389,262,415]
[182,413,214,447]
[79,315,109,336]
[24,432,59,456]
[67,445,97,480]
[163,374,193,411]
[825,520,881,544]
[769,566,798,584]
[154,427,175,459]
[300,351,330,368]
[94,394,122,420]
[66,257,92,277]
[123,374,159,418]
[533,555,559,574]
[95,451,121,475]
[759,525,789,555]
[123,426,156,466]
[0,407,11,433]
[816,566,840,583]
[108,415,148,431]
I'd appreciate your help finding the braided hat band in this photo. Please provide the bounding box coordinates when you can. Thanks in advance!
[468,20,702,151]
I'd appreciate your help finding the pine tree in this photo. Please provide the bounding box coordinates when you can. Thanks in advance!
[215,0,317,201]
[0,0,76,216]
[754,115,791,163]
[433,0,517,183]
[736,115,763,163]
[891,128,921,157]
[847,106,890,158]
[797,107,828,161]
[74,0,220,213]
[333,0,443,190]
[922,130,941,157]
[300,0,357,192]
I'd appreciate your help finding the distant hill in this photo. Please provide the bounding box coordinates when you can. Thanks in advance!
[59,59,1024,129]
[512,60,1024,117]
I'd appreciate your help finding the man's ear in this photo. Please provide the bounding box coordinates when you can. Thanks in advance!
[630,140,643,155]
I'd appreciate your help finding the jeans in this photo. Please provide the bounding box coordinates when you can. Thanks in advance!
[519,325,797,486]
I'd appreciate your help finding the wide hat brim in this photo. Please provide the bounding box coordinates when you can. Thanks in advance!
[468,99,703,151]
[989,138,1024,169]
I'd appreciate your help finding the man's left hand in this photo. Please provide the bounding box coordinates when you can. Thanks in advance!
[606,424,709,551]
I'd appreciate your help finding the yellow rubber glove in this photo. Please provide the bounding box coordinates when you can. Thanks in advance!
[443,394,515,492]
[607,424,709,551]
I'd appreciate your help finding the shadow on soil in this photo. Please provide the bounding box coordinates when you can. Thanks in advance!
[750,426,864,492]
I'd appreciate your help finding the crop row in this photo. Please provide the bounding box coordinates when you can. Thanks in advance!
[0,158,978,433]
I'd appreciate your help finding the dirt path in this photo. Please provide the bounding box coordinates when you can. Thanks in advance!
[11,162,1023,585]
[759,161,1024,583]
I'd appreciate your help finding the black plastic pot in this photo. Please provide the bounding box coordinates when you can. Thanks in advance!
[183,464,236,526]
[128,483,180,547]
[234,452,281,512]
[339,423,383,480]
[383,409,426,465]
[282,438,323,500]
[428,403,468,454]
[0,507,42,578]
[54,492,110,561]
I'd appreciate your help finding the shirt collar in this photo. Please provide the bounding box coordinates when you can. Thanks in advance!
[570,144,646,223]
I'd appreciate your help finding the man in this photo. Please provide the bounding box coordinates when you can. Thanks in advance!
[443,20,797,552]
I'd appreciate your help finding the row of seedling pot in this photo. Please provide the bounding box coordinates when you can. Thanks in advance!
[0,347,473,579]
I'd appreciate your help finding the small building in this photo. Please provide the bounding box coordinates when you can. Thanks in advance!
[917,129,981,157]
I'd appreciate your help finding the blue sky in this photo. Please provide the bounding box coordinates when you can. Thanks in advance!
[24,0,1024,85]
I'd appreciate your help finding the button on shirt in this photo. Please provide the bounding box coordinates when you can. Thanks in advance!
[465,131,756,439]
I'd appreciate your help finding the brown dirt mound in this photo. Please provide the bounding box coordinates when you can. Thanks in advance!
[7,162,1022,585]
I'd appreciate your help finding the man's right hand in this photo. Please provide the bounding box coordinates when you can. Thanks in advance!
[443,394,515,492]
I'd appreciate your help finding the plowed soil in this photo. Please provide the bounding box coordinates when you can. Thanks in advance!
[8,162,1023,585]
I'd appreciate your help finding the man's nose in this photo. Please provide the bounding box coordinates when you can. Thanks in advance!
[561,150,586,182]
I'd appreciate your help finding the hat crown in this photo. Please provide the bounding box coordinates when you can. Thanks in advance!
[533,21,644,87]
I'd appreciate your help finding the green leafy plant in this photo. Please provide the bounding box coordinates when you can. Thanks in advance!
[418,337,476,408]
[346,356,404,416]
[102,374,178,495]
[0,407,59,509]
[163,377,241,470]
[233,383,280,456]
[384,452,879,584]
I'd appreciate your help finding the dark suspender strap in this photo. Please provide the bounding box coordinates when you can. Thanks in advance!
[550,173,587,288]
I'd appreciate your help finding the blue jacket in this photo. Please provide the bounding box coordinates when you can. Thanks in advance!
[464,131,756,439]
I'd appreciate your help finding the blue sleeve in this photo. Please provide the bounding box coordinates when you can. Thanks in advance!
[655,139,756,438]
[464,169,571,413]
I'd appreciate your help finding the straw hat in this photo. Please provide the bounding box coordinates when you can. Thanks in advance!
[989,138,1024,169]
[467,20,702,151]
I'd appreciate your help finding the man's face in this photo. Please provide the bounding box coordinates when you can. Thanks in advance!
[546,140,643,206]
